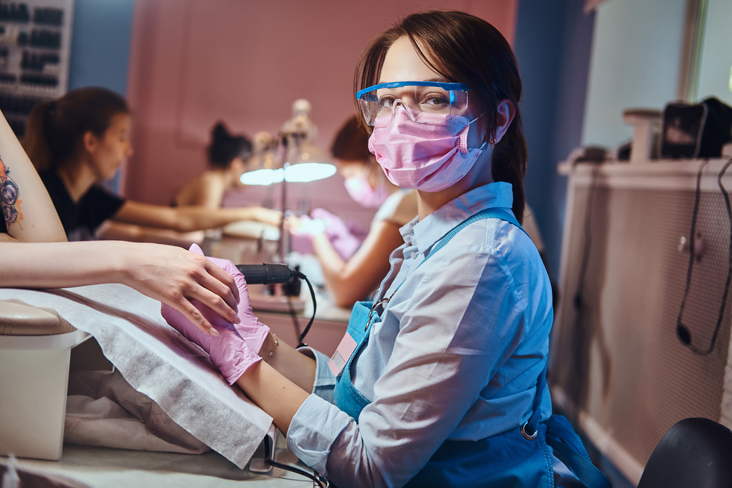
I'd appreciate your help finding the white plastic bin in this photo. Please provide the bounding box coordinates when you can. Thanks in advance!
[0,301,88,460]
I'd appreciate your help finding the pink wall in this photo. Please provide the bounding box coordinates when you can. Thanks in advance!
[124,0,518,223]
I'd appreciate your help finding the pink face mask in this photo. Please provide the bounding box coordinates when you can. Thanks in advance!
[344,165,389,208]
[368,108,485,193]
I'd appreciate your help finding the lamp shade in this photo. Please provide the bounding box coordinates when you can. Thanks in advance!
[240,100,336,186]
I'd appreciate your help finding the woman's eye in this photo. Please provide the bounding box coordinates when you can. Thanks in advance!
[421,94,449,106]
[379,96,396,108]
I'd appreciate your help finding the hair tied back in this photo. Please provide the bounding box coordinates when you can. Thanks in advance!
[212,122,231,143]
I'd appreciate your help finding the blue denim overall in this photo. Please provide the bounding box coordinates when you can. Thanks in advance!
[333,208,610,488]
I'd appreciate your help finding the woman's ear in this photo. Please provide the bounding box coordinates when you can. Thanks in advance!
[82,131,98,154]
[493,99,516,144]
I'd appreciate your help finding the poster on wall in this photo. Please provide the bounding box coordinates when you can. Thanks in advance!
[0,0,74,138]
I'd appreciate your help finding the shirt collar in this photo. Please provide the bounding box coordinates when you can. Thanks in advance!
[399,181,514,255]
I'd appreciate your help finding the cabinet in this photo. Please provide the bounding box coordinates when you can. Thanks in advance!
[550,158,732,485]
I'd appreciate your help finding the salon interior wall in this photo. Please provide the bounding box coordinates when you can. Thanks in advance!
[695,0,732,108]
[513,0,596,283]
[581,0,688,148]
[123,0,518,228]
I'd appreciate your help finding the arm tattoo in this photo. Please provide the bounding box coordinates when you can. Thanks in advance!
[0,157,22,229]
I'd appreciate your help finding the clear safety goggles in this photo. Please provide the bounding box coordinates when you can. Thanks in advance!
[356,81,470,126]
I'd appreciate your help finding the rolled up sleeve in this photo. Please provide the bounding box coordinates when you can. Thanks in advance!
[298,346,337,404]
[286,394,354,473]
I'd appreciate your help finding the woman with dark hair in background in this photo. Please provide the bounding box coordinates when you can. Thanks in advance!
[289,115,417,307]
[161,10,609,487]
[22,87,280,241]
[173,122,252,208]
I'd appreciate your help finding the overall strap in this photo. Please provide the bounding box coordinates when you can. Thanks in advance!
[530,367,612,488]
[425,207,528,261]
[384,207,528,303]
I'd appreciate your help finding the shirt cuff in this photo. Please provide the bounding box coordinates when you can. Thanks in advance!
[286,393,353,474]
[297,346,336,404]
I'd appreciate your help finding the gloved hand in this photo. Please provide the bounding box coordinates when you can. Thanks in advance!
[310,208,362,260]
[161,244,269,384]
[287,215,326,255]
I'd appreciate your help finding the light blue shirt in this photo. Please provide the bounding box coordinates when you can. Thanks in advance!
[287,182,556,487]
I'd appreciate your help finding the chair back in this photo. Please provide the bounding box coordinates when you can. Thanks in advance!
[637,417,732,488]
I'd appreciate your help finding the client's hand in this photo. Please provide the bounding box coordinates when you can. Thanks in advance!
[251,206,283,227]
[286,215,326,255]
[161,244,269,384]
[117,241,243,336]
[287,215,326,237]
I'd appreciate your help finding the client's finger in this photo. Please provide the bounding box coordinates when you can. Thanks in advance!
[173,298,219,337]
[190,285,241,325]
[204,261,240,305]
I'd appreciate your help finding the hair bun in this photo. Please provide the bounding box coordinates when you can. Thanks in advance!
[212,122,231,142]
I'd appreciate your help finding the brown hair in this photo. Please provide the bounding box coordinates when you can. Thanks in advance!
[354,10,527,222]
[23,87,130,172]
[330,115,372,162]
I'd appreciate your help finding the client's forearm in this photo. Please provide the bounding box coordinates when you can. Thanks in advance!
[0,241,130,288]
[236,360,310,435]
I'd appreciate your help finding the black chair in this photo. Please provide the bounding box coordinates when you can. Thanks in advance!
[637,417,732,488]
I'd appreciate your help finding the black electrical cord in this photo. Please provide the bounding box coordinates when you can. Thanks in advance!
[675,159,709,348]
[676,158,732,355]
[265,460,330,487]
[286,296,302,340]
[294,270,317,348]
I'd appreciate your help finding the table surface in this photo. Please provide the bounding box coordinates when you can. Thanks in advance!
[1,435,318,488]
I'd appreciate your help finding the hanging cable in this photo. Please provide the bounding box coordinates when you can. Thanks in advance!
[265,460,330,487]
[676,158,732,355]
[294,270,317,348]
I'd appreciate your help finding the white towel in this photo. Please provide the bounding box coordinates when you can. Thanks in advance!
[65,370,210,454]
[0,284,272,469]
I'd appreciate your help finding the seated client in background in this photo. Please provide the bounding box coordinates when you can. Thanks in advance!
[173,122,251,208]
[22,87,280,241]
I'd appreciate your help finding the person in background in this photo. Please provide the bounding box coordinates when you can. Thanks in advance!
[0,108,241,337]
[22,87,280,242]
[288,115,417,307]
[173,122,251,208]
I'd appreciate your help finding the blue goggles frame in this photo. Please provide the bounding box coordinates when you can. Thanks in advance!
[356,81,471,101]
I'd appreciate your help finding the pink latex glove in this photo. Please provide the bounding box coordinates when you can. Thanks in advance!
[289,215,325,255]
[161,244,269,384]
[311,208,363,260]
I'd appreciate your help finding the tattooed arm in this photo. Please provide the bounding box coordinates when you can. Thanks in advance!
[0,110,66,243]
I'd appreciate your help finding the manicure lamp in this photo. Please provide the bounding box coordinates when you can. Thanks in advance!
[240,102,336,261]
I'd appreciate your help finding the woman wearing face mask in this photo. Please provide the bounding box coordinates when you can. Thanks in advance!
[173,122,251,208]
[163,10,609,488]
[288,115,417,307]
[22,87,281,242]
